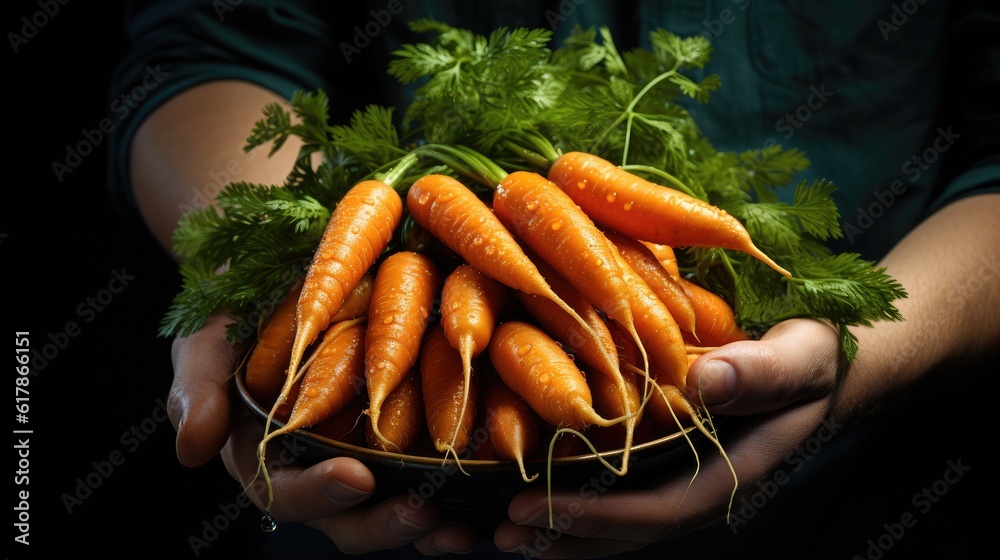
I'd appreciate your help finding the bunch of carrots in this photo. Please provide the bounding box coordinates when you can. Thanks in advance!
[161,21,906,529]
[241,144,785,521]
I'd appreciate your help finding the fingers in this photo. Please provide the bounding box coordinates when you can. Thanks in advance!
[498,398,833,557]
[168,313,245,467]
[685,318,841,416]
[222,409,375,521]
[222,409,478,555]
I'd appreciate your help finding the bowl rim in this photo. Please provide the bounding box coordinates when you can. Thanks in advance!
[236,364,699,472]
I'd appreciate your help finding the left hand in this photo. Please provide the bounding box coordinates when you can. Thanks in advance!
[493,318,843,558]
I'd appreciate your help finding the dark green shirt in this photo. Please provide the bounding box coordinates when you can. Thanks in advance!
[107,0,999,260]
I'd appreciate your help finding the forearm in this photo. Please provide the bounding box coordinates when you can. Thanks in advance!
[129,80,303,258]
[834,193,1000,423]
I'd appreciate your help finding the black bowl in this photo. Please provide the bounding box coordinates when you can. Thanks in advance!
[236,368,703,535]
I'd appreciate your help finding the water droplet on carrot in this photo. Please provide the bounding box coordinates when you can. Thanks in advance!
[526,201,537,211]
[605,192,616,203]
[417,192,431,205]
[306,386,320,398]
[623,201,633,211]
[382,315,395,325]
[550,221,562,232]
[576,180,586,190]
[516,344,532,357]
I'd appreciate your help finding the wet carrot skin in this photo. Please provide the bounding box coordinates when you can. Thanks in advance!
[364,251,441,448]
[289,180,403,381]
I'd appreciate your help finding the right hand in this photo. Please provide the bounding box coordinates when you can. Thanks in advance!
[166,313,477,555]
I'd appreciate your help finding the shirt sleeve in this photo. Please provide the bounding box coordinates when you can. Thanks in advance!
[926,2,1000,215]
[104,0,344,219]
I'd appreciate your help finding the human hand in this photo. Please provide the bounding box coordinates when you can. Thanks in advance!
[493,318,843,558]
[166,313,478,555]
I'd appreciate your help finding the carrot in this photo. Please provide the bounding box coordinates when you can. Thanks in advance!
[483,376,540,482]
[614,245,690,390]
[513,254,620,382]
[585,364,644,455]
[310,397,366,447]
[364,251,441,451]
[512,254,639,468]
[256,319,367,509]
[487,320,621,432]
[245,280,303,408]
[406,173,597,342]
[677,276,749,347]
[420,325,478,465]
[547,151,791,278]
[365,366,424,453]
[604,229,698,335]
[492,170,651,389]
[330,272,375,323]
[440,264,507,457]
[641,241,681,278]
[283,179,403,409]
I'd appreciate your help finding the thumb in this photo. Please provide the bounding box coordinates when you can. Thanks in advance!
[684,318,841,416]
[168,313,245,467]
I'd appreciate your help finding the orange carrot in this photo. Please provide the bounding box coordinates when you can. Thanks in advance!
[604,229,698,335]
[483,376,540,482]
[329,272,375,323]
[245,280,303,407]
[364,251,441,451]
[613,242,690,390]
[406,173,597,341]
[285,179,402,402]
[641,241,681,278]
[257,319,367,508]
[420,325,478,463]
[512,253,638,467]
[440,264,507,456]
[487,320,617,431]
[677,276,749,347]
[586,364,644,454]
[513,254,620,382]
[492,170,650,383]
[547,151,791,277]
[310,397,366,447]
[365,366,424,453]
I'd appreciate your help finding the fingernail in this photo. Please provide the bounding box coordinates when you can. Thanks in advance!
[326,480,371,505]
[389,514,434,539]
[698,360,738,404]
[430,536,474,555]
[513,509,546,526]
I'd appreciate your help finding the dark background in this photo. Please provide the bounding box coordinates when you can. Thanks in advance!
[6,1,997,559]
